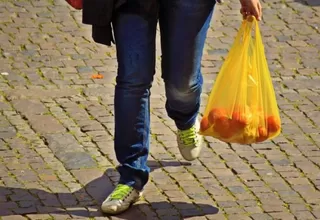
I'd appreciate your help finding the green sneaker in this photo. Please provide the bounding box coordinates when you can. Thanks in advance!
[101,184,141,215]
[177,118,203,161]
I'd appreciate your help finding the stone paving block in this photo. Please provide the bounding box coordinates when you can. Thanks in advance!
[0,102,12,111]
[57,152,97,170]
[269,212,296,220]
[28,115,66,134]
[206,214,227,220]
[292,211,317,220]
[313,210,320,219]
[4,88,80,101]
[25,214,52,220]
[227,214,251,220]
[12,99,47,116]
[0,125,16,139]
[44,133,97,169]
[1,216,28,220]
[250,213,273,220]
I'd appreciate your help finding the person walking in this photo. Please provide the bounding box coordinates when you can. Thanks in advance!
[74,0,262,215]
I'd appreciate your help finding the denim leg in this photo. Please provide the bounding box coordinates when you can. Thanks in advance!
[112,4,158,191]
[159,0,215,130]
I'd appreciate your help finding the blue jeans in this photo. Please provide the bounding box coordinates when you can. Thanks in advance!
[112,0,215,191]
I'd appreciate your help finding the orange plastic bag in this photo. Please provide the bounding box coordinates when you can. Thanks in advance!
[200,17,281,144]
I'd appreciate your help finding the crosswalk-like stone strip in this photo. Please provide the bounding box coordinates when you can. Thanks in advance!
[0,111,72,216]
[0,102,105,217]
[48,99,111,167]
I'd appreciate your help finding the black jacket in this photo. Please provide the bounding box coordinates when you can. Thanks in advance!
[82,0,157,46]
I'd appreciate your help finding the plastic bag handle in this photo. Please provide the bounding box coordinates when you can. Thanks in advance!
[229,16,257,55]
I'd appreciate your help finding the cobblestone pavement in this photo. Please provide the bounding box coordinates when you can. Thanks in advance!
[0,0,320,219]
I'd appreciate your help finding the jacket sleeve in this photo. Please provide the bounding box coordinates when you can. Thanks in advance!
[82,0,114,26]
[82,0,125,46]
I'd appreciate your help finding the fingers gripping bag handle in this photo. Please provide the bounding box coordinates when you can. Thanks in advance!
[199,17,281,144]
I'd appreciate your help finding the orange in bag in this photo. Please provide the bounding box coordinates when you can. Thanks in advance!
[199,16,281,144]
[256,126,268,142]
[231,105,253,130]
[267,116,281,135]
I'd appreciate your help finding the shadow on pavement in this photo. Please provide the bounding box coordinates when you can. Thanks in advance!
[293,0,320,6]
[0,160,219,219]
